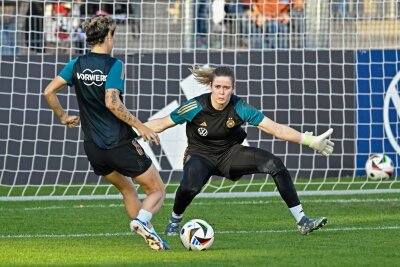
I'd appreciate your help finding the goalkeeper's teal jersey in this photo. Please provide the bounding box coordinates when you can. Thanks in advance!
[170,93,264,156]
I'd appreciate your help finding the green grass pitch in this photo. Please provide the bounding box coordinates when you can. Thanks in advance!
[1,194,399,267]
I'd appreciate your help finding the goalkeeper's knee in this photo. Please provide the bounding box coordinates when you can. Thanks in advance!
[257,155,286,176]
[177,184,202,199]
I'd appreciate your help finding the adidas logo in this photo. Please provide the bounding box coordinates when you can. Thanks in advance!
[191,238,200,245]
[200,121,207,127]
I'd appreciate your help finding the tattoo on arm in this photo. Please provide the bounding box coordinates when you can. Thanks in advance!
[111,90,118,105]
[107,90,137,126]
[117,103,132,122]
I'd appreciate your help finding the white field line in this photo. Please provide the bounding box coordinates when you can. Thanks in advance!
[1,198,400,212]
[1,225,400,239]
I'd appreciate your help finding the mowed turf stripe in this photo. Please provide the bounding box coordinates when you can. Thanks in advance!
[1,225,400,239]
[1,197,400,211]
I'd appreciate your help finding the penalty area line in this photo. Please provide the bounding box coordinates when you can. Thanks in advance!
[1,225,400,239]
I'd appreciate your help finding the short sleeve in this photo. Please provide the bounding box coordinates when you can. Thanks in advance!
[105,59,125,92]
[58,58,78,86]
[234,98,264,126]
[170,99,203,124]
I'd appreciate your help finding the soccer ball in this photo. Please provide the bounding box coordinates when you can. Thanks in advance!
[365,154,394,180]
[180,219,214,251]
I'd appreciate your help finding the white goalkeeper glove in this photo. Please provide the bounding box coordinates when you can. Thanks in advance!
[301,128,335,157]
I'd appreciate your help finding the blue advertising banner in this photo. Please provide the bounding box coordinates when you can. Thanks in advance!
[357,50,400,176]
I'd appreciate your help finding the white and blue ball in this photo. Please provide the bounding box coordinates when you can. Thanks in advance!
[180,219,214,251]
[365,154,394,180]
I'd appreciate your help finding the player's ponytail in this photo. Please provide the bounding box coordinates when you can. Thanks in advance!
[190,65,235,87]
[190,66,214,85]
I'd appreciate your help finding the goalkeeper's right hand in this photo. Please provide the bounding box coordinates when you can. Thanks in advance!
[301,128,335,156]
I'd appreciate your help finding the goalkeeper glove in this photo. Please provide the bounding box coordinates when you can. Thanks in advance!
[301,128,335,157]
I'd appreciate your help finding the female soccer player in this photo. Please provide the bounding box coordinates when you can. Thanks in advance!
[44,15,168,250]
[145,66,334,236]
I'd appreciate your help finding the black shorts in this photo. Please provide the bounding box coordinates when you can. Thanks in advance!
[185,144,280,181]
[84,139,152,177]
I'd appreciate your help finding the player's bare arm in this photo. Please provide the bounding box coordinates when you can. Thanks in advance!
[257,116,334,156]
[44,76,80,128]
[257,116,302,143]
[105,88,160,145]
[144,115,177,133]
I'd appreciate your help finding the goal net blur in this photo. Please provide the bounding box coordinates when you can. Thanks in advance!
[1,0,400,200]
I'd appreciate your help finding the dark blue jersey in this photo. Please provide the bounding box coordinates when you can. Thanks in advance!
[170,93,264,156]
[59,52,136,149]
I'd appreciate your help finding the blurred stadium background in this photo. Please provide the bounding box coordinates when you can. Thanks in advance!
[4,0,400,53]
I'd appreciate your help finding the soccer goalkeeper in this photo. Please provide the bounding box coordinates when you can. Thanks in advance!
[44,15,168,250]
[145,66,334,236]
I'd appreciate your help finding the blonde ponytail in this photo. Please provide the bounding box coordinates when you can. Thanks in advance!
[189,65,236,87]
[189,66,215,86]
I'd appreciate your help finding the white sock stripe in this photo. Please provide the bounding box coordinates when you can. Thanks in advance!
[289,204,305,223]
[1,225,399,239]
[137,209,153,223]
[172,212,183,219]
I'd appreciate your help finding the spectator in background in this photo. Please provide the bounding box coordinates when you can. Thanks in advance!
[128,0,142,39]
[71,0,85,54]
[209,0,227,49]
[81,2,113,16]
[51,1,85,54]
[224,0,251,46]
[225,0,249,15]
[290,0,304,48]
[53,2,72,41]
[0,0,18,56]
[194,0,229,49]
[194,0,210,48]
[248,0,304,49]
[25,1,45,53]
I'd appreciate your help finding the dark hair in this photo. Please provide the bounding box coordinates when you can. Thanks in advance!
[81,15,116,46]
[190,66,235,86]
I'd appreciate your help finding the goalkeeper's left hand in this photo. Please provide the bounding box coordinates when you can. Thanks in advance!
[301,128,335,156]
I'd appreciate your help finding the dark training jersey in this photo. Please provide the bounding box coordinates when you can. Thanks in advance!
[59,52,136,149]
[170,93,264,157]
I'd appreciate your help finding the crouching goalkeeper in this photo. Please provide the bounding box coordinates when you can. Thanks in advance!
[145,65,335,236]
